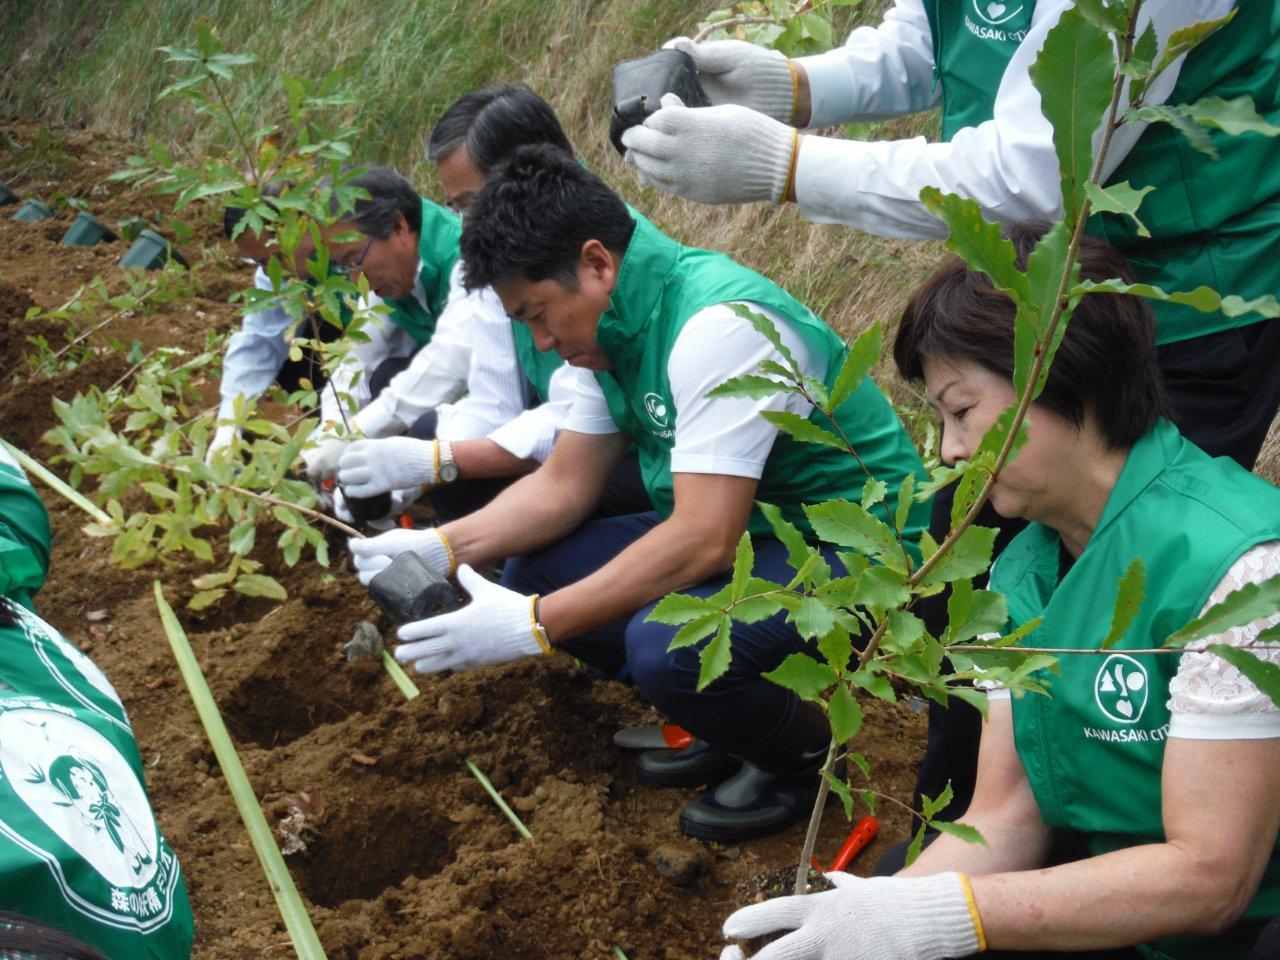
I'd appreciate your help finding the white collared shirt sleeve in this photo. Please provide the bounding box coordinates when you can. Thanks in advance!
[563,367,624,435]
[352,261,473,437]
[1168,541,1280,740]
[668,303,820,478]
[217,266,294,421]
[434,286,527,441]
[320,294,414,433]
[793,0,1233,240]
[484,361,576,463]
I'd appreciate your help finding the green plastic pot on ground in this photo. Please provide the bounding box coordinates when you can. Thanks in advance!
[0,180,16,206]
[59,210,118,246]
[10,199,53,222]
[119,229,186,270]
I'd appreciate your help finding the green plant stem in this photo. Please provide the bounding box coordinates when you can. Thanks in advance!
[692,0,816,42]
[794,735,839,894]
[36,289,158,376]
[612,947,630,960]
[465,758,533,840]
[1,440,113,524]
[380,650,420,700]
[208,71,259,185]
[153,582,328,960]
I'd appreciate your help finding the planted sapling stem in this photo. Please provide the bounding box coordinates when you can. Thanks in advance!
[466,759,533,841]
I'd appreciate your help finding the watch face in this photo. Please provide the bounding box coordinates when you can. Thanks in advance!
[439,461,459,483]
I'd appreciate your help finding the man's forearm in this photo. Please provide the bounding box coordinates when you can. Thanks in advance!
[538,517,733,643]
[451,438,539,481]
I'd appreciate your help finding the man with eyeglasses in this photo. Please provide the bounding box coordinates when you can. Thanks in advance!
[300,165,479,485]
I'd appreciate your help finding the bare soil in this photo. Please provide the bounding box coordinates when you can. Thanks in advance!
[0,121,926,959]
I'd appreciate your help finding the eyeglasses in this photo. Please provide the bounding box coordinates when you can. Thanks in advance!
[333,235,374,276]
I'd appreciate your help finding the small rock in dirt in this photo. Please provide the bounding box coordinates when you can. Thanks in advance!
[716,844,743,860]
[349,751,377,766]
[648,841,710,886]
[84,609,108,622]
[344,620,384,662]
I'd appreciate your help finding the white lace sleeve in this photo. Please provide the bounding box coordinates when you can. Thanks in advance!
[1167,541,1280,740]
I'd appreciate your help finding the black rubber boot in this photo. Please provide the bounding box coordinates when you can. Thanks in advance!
[637,739,740,788]
[678,701,831,843]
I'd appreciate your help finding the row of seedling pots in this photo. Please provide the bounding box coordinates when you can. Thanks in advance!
[1,177,185,269]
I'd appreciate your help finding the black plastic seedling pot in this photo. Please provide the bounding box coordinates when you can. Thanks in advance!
[0,180,17,206]
[341,488,393,524]
[119,229,187,269]
[609,49,711,154]
[10,199,54,222]
[60,210,118,247]
[367,551,461,624]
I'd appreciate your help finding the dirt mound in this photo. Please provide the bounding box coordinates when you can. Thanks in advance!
[0,121,927,959]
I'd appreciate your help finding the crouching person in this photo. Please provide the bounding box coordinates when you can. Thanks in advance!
[349,146,928,841]
[0,445,193,958]
[714,229,1280,960]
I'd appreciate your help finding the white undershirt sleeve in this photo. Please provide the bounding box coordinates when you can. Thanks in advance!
[667,303,820,479]
[1168,541,1280,740]
[793,0,1233,240]
[562,366,624,435]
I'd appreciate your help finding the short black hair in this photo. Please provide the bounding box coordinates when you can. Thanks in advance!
[427,85,573,172]
[340,166,422,238]
[0,912,108,959]
[893,222,1171,450]
[221,181,288,240]
[460,144,635,292]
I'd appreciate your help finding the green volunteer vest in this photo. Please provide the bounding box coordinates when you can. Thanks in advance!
[0,448,52,611]
[0,605,193,959]
[382,197,462,346]
[992,420,1280,960]
[511,323,563,404]
[922,0,1280,344]
[593,216,929,541]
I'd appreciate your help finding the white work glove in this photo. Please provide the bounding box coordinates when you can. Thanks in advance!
[718,871,983,960]
[394,564,549,674]
[664,36,795,122]
[205,424,238,464]
[301,435,347,482]
[347,526,455,586]
[621,94,796,205]
[338,437,441,498]
[333,486,420,525]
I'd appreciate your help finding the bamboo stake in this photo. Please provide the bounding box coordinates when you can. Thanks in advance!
[153,583,328,960]
[465,758,533,840]
[2,440,113,525]
[381,649,420,700]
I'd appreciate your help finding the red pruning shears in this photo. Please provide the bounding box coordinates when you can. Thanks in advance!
[811,816,880,873]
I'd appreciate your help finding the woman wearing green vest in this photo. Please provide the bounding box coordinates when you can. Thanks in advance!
[348,146,929,841]
[0,445,194,959]
[337,86,649,521]
[715,229,1280,959]
[300,166,475,484]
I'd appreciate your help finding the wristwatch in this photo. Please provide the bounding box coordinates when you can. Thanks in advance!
[437,439,459,484]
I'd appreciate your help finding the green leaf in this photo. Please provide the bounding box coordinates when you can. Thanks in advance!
[188,588,226,610]
[818,624,854,674]
[762,653,837,700]
[1185,95,1280,138]
[730,533,754,602]
[805,499,900,561]
[1073,0,1128,34]
[860,478,887,512]
[1017,220,1078,399]
[945,583,1008,646]
[760,411,844,450]
[883,609,926,655]
[919,188,1028,306]
[917,525,998,589]
[921,781,955,821]
[904,821,929,867]
[853,566,911,612]
[849,668,896,703]
[667,612,723,651]
[828,684,864,743]
[823,770,855,820]
[1085,181,1154,237]
[931,820,988,846]
[1154,10,1236,79]
[1128,103,1217,158]
[707,373,791,400]
[827,323,882,412]
[228,520,255,555]
[696,617,734,691]
[758,502,810,571]
[1206,645,1280,710]
[1101,557,1145,648]
[1028,4,1116,225]
[894,473,917,544]
[1167,573,1280,647]
[791,596,837,639]
[648,593,719,625]
[233,573,287,601]
[1074,278,1280,320]
[727,303,799,375]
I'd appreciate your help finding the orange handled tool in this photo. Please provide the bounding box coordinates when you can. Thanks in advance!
[662,724,693,749]
[398,514,415,529]
[811,816,879,873]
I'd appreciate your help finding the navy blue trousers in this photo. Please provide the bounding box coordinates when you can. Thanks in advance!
[502,511,838,756]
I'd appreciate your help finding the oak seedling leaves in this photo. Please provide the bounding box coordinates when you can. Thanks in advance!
[1166,574,1280,648]
[1101,557,1145,649]
[1207,645,1280,710]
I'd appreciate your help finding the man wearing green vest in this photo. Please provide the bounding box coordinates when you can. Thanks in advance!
[336,86,648,521]
[301,166,474,483]
[714,229,1280,960]
[622,0,1279,468]
[0,444,194,959]
[348,145,929,841]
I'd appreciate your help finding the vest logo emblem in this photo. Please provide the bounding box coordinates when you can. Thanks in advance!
[643,392,671,429]
[1094,654,1149,725]
[972,0,1024,26]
